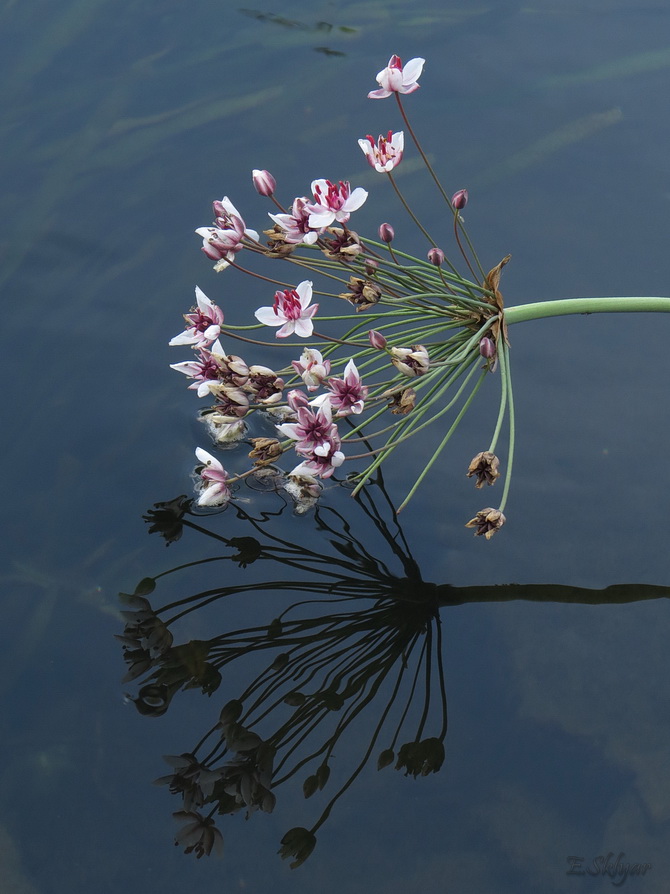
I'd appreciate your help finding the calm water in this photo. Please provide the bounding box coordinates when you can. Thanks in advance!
[3,0,670,891]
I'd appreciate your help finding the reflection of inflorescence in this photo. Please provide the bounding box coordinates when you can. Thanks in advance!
[122,479,448,866]
[124,477,670,865]
[168,54,515,535]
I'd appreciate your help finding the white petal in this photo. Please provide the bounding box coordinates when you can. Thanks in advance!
[169,361,200,376]
[310,178,328,196]
[295,280,313,308]
[254,306,283,326]
[292,317,314,338]
[195,447,221,470]
[343,188,368,213]
[169,331,198,346]
[197,483,229,506]
[368,88,392,99]
[307,208,334,229]
[402,57,425,84]
[195,286,213,312]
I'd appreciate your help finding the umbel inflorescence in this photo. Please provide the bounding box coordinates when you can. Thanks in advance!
[167,53,670,536]
[167,55,514,536]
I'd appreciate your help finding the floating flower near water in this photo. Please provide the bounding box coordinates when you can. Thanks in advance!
[194,447,230,507]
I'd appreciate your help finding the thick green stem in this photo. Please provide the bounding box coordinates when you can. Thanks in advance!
[505,296,670,325]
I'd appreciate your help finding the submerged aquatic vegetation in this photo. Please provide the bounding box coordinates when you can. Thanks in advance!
[167,53,670,536]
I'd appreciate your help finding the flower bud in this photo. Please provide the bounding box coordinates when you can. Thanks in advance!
[379,222,395,243]
[427,247,445,266]
[451,189,468,210]
[365,258,379,276]
[252,169,276,197]
[368,329,387,350]
[287,389,310,411]
[479,336,496,359]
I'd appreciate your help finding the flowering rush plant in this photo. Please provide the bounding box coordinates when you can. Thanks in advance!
[169,54,670,538]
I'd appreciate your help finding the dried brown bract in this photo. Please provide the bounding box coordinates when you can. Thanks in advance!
[262,225,297,258]
[248,437,283,465]
[339,276,382,311]
[321,227,362,261]
[466,451,500,488]
[387,387,416,415]
[465,507,506,539]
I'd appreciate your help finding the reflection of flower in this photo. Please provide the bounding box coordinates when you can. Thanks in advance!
[173,810,224,858]
[156,753,224,810]
[254,281,318,339]
[142,495,190,545]
[278,827,317,869]
[368,55,425,99]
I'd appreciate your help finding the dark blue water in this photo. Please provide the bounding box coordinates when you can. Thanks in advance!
[2,1,670,891]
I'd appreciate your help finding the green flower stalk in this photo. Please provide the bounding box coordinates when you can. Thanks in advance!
[166,53,670,537]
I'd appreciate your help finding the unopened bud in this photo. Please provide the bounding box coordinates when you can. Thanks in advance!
[287,389,310,411]
[427,247,445,266]
[365,258,379,276]
[379,222,395,243]
[368,329,387,350]
[479,336,495,359]
[451,189,468,210]
[252,169,277,197]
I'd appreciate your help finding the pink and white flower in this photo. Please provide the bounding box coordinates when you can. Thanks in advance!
[170,338,225,397]
[196,197,259,265]
[368,55,425,100]
[302,437,345,479]
[194,447,231,507]
[292,348,331,391]
[313,359,368,416]
[276,398,336,450]
[254,280,318,339]
[169,287,224,348]
[268,197,317,245]
[358,131,404,173]
[278,400,345,479]
[306,180,368,230]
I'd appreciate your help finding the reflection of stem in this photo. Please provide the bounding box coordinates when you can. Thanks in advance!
[436,582,670,605]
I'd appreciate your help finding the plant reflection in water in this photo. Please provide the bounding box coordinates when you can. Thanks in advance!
[119,475,670,867]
